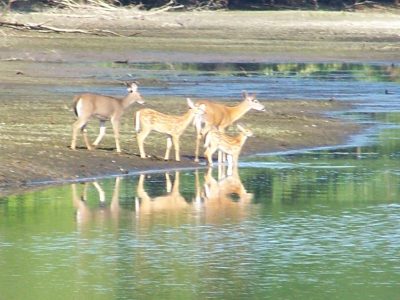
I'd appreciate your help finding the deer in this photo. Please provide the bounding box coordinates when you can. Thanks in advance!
[135,98,206,161]
[194,91,265,162]
[70,82,144,153]
[204,124,253,167]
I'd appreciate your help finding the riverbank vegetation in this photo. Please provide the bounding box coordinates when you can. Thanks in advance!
[2,0,400,11]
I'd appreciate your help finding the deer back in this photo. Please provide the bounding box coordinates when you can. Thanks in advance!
[196,100,233,129]
[137,108,195,135]
[206,129,245,155]
[74,93,123,119]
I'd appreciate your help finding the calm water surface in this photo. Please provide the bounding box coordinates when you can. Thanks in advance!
[1,63,400,299]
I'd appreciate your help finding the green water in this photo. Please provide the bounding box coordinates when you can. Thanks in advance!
[1,114,399,299]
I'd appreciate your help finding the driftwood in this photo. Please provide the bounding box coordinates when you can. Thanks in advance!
[0,20,137,37]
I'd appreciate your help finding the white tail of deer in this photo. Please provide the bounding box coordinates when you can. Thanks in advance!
[135,98,206,161]
[194,91,265,162]
[204,124,253,166]
[70,82,144,153]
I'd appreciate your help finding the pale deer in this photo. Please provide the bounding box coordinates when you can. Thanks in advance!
[204,124,253,166]
[194,91,265,162]
[70,82,144,153]
[135,98,206,161]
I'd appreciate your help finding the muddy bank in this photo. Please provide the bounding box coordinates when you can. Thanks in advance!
[2,9,395,196]
[0,94,360,197]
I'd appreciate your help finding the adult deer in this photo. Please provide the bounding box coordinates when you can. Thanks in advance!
[135,98,206,161]
[204,124,253,166]
[194,91,265,162]
[70,82,144,153]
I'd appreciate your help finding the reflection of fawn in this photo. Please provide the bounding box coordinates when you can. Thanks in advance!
[71,177,122,227]
[135,171,189,215]
[198,167,253,223]
[203,167,253,203]
[204,124,253,166]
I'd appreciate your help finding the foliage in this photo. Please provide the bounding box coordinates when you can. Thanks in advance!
[2,0,399,11]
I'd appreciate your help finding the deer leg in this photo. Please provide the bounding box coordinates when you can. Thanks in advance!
[222,152,227,163]
[172,135,180,161]
[93,120,106,148]
[218,163,225,180]
[137,130,149,158]
[195,133,201,162]
[217,150,223,165]
[204,146,215,166]
[194,121,203,162]
[71,119,91,150]
[92,181,106,204]
[164,136,172,161]
[111,119,121,153]
[81,127,93,151]
[165,173,172,193]
[226,154,234,166]
[231,153,239,166]
[71,123,79,150]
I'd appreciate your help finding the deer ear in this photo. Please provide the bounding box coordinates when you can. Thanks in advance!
[187,98,194,108]
[236,123,245,131]
[129,82,138,92]
[242,90,248,99]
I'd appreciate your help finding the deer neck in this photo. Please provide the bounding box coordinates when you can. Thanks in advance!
[226,100,251,123]
[238,133,248,147]
[121,93,137,109]
[178,109,196,128]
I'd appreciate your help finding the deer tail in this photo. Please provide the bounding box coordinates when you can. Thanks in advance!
[72,95,81,117]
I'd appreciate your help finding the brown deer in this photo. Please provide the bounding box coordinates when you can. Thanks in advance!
[204,124,253,166]
[135,98,205,161]
[70,82,144,153]
[194,91,265,162]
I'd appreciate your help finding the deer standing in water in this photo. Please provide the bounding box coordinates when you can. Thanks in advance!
[135,98,205,161]
[70,82,144,153]
[204,124,253,166]
[194,91,265,162]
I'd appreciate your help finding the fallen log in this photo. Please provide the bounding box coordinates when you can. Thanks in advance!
[0,20,136,37]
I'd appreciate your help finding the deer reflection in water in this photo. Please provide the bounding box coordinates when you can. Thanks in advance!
[71,177,122,228]
[135,167,253,225]
[135,171,190,217]
[197,166,253,223]
[71,168,253,228]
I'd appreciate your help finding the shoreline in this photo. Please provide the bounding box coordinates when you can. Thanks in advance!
[1,9,397,197]
[0,98,362,197]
